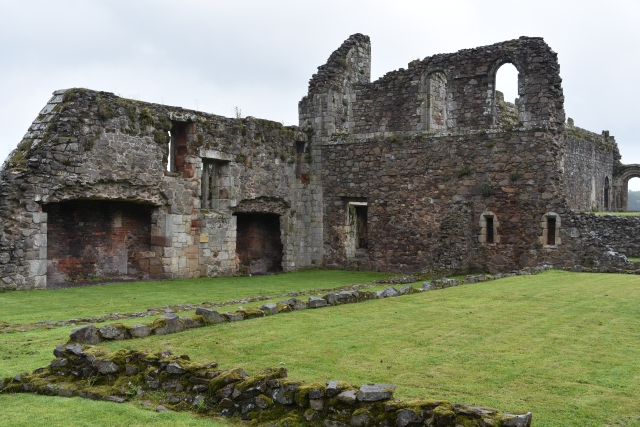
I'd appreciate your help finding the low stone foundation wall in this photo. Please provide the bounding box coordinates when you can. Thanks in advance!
[0,345,532,427]
[69,266,553,345]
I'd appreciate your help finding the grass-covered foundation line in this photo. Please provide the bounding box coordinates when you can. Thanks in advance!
[69,266,554,345]
[1,344,532,427]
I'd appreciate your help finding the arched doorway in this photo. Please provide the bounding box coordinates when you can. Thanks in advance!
[613,164,640,211]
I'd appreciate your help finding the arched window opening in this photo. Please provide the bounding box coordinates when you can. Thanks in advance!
[628,177,640,211]
[479,212,499,244]
[495,63,519,127]
[604,177,610,211]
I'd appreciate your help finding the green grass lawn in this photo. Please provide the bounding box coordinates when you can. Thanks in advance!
[0,393,227,426]
[0,269,391,324]
[591,211,640,216]
[3,270,640,426]
[627,257,640,262]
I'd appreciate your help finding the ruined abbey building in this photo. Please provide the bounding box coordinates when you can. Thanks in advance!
[2,34,639,290]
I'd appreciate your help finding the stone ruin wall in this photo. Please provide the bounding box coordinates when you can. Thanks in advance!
[2,34,639,289]
[562,123,618,211]
[301,35,575,275]
[0,89,322,290]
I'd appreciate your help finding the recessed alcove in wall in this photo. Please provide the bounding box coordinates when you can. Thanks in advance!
[43,200,153,286]
[234,213,283,274]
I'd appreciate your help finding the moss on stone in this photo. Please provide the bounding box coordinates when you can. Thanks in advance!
[208,368,247,393]
[276,303,292,313]
[150,317,168,330]
[235,367,287,393]
[236,306,265,319]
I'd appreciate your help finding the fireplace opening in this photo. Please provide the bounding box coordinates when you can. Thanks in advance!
[43,200,153,286]
[234,213,283,275]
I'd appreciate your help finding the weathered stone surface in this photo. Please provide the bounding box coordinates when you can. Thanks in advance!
[260,302,278,315]
[99,324,127,340]
[196,307,225,324]
[70,325,101,344]
[153,313,184,335]
[180,316,205,328]
[53,345,66,358]
[166,362,186,374]
[351,410,372,427]
[337,390,357,405]
[396,409,421,427]
[357,384,396,402]
[310,398,324,411]
[273,384,298,405]
[502,413,533,427]
[222,312,244,322]
[309,296,328,308]
[326,380,341,397]
[381,288,400,298]
[94,359,120,374]
[279,298,307,310]
[129,324,151,338]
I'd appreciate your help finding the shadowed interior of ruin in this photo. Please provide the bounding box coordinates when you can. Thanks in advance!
[234,213,283,274]
[44,200,152,285]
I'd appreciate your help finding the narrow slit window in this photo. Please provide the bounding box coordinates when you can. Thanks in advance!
[201,160,218,209]
[547,217,556,245]
[166,130,172,172]
[486,217,494,243]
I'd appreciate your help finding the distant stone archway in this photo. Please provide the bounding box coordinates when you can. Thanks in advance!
[613,164,640,211]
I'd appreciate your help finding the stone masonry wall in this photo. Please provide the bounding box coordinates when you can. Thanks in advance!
[562,123,618,211]
[319,129,564,274]
[300,35,571,275]
[0,89,322,290]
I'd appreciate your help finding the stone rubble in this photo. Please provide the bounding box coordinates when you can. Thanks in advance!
[0,345,532,427]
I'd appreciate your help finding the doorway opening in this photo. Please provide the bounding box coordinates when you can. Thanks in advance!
[234,213,283,275]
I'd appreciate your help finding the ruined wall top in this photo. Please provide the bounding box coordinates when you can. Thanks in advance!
[306,33,371,96]
[300,35,567,137]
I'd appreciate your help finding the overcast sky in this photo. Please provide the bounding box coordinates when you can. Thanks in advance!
[2,0,639,188]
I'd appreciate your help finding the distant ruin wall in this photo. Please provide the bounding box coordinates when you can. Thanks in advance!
[562,125,617,211]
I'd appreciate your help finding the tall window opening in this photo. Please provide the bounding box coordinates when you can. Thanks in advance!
[170,122,188,173]
[423,72,447,131]
[347,201,368,258]
[495,63,519,126]
[628,177,640,211]
[295,141,309,183]
[202,160,218,209]
[547,217,556,245]
[486,217,494,243]
[540,212,560,247]
[166,131,172,172]
[604,177,610,210]
[479,212,498,244]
